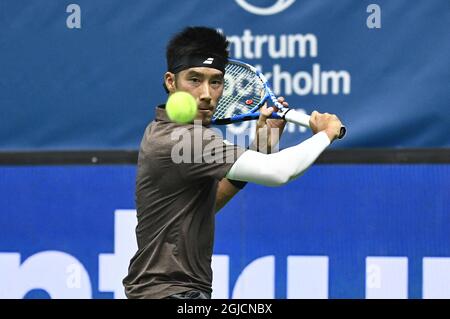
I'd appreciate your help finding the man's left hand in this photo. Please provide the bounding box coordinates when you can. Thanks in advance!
[253,97,288,153]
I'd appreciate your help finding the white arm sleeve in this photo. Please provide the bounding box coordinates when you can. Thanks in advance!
[226,131,331,186]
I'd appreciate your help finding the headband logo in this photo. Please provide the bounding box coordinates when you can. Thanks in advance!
[203,58,214,65]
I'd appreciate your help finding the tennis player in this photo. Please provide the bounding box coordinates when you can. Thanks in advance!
[123,26,342,299]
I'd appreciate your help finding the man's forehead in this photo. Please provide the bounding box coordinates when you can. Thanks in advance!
[182,67,224,77]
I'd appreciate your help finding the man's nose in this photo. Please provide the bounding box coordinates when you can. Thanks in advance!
[199,82,211,103]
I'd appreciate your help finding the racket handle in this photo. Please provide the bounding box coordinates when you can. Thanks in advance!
[283,109,346,139]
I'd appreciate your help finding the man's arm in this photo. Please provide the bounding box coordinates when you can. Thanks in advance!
[215,178,240,213]
[215,127,331,213]
[214,111,341,210]
[226,112,343,186]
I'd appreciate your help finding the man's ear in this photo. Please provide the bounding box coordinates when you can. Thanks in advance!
[164,72,176,93]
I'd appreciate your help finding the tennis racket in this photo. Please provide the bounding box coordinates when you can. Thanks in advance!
[212,59,346,139]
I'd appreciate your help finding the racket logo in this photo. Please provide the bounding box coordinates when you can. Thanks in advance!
[235,0,295,16]
[203,58,214,65]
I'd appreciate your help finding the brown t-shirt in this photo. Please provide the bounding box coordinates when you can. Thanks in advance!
[123,106,245,299]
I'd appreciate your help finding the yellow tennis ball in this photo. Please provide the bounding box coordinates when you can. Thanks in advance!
[166,91,198,124]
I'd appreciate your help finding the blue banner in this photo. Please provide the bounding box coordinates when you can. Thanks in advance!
[0,164,449,298]
[1,0,449,149]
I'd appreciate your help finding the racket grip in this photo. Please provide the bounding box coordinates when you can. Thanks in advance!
[283,109,346,139]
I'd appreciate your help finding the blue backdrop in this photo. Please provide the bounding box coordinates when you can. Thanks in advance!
[1,0,449,149]
[0,164,448,298]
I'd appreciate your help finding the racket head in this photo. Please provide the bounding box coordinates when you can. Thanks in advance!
[212,60,270,124]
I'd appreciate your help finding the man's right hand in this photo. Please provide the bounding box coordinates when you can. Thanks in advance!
[309,111,343,142]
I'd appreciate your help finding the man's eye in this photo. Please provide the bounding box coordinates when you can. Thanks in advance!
[211,80,223,86]
[190,78,200,83]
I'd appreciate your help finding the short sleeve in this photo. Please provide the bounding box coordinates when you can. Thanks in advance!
[172,126,246,182]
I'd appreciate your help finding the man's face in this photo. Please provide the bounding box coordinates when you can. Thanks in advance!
[165,67,224,126]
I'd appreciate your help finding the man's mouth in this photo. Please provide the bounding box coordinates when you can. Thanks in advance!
[198,105,214,112]
[198,105,214,115]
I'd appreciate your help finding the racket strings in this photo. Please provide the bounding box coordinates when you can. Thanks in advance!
[214,64,264,120]
[215,65,254,118]
[221,65,262,111]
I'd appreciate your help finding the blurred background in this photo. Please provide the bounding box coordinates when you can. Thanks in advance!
[0,0,449,298]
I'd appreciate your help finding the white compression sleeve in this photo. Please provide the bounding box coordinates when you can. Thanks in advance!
[226,131,331,187]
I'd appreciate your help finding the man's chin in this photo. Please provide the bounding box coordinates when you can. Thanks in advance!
[201,117,212,127]
[194,114,213,126]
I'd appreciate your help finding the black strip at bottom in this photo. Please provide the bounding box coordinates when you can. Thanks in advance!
[0,150,138,165]
[0,149,448,165]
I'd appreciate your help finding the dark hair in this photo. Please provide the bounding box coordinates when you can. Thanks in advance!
[163,26,229,93]
[166,26,229,71]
